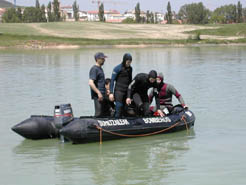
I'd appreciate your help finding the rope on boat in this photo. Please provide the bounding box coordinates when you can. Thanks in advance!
[96,115,188,144]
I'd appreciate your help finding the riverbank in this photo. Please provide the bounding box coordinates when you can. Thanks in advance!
[0,22,246,49]
[1,35,246,49]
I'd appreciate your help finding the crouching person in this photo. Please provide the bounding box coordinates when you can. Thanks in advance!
[126,70,164,117]
[149,73,188,116]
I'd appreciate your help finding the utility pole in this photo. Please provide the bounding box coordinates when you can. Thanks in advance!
[14,0,16,8]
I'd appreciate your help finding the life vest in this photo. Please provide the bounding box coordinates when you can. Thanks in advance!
[159,83,173,106]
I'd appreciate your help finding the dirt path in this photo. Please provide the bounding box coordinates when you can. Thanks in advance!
[27,23,243,40]
[28,24,67,37]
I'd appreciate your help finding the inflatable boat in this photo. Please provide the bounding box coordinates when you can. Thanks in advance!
[12,104,195,144]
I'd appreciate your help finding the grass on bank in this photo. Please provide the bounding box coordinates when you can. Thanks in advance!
[1,22,246,47]
[188,23,246,37]
[0,33,196,47]
[1,32,243,48]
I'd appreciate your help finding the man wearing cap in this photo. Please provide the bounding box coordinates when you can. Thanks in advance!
[149,73,188,115]
[89,52,110,117]
[126,70,164,117]
[109,53,133,118]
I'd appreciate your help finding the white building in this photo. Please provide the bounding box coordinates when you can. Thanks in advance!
[79,11,88,21]
[123,10,147,21]
[60,6,74,20]
[124,10,135,19]
[87,10,99,21]
[155,12,165,22]
[105,10,124,23]
[0,8,6,22]
[87,10,124,22]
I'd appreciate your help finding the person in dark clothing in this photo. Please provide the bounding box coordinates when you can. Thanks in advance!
[149,73,187,115]
[126,70,164,117]
[109,53,133,118]
[105,78,111,96]
[89,52,110,117]
[105,78,115,116]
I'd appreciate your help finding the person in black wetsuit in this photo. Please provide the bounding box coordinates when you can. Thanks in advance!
[109,53,133,118]
[89,52,110,117]
[126,70,164,117]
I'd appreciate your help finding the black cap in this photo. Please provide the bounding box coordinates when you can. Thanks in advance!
[148,70,157,79]
[94,52,107,61]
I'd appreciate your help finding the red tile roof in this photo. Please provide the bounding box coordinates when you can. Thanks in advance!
[60,6,73,9]
[87,10,98,14]
[87,10,120,14]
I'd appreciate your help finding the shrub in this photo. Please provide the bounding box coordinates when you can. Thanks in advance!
[122,17,136,24]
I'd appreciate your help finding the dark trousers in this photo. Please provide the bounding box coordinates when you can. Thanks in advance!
[114,90,127,118]
[94,99,111,117]
[132,93,150,117]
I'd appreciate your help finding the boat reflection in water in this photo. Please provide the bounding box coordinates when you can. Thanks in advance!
[13,129,195,185]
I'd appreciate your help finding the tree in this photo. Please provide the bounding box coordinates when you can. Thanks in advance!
[47,1,54,22]
[231,4,237,23]
[135,2,141,23]
[166,1,172,24]
[23,7,39,23]
[154,12,158,23]
[98,3,105,22]
[73,0,79,21]
[35,0,42,22]
[178,3,209,24]
[146,10,150,23]
[53,0,61,21]
[150,12,154,23]
[243,8,246,22]
[16,7,22,22]
[211,4,238,24]
[178,4,188,23]
[237,1,243,23]
[35,0,40,9]
[2,8,20,23]
[41,4,47,22]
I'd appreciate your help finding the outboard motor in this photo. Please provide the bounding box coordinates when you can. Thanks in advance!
[54,104,74,142]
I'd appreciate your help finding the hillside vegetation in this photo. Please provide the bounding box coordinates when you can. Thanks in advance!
[0,22,246,48]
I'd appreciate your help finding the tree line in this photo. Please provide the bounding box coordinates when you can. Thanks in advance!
[2,0,79,23]
[132,1,246,24]
[178,1,245,24]
[2,0,246,24]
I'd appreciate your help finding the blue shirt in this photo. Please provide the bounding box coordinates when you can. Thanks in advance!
[89,65,106,99]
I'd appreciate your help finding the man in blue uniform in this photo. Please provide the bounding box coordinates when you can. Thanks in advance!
[109,53,133,118]
[89,52,110,117]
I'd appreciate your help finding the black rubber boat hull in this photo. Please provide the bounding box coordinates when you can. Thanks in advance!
[60,110,195,144]
[12,109,195,143]
[12,116,58,139]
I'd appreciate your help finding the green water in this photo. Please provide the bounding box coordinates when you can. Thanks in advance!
[0,46,245,185]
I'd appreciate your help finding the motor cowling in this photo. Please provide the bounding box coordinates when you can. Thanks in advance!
[54,104,74,130]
